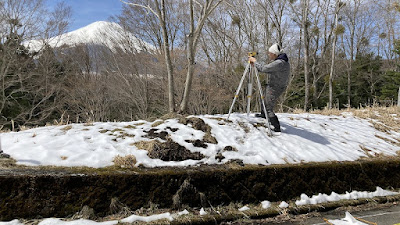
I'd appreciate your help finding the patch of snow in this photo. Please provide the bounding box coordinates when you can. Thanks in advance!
[328,212,368,225]
[177,209,189,216]
[239,206,250,211]
[199,208,207,215]
[295,187,398,206]
[120,212,173,223]
[261,200,271,209]
[279,201,289,208]
[0,220,24,225]
[38,218,118,225]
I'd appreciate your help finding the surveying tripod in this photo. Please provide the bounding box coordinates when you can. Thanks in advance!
[227,52,273,136]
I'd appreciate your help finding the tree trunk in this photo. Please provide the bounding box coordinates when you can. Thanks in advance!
[180,36,196,113]
[329,3,339,109]
[302,0,310,111]
[156,0,175,113]
[347,2,357,108]
[179,0,195,113]
[179,0,223,113]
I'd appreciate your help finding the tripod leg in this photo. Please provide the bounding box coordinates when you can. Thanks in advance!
[246,65,254,117]
[228,63,250,119]
[254,66,273,136]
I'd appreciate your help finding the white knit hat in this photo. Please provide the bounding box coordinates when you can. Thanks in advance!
[268,43,281,55]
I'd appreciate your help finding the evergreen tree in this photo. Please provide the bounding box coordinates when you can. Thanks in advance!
[350,53,382,106]
[380,39,400,104]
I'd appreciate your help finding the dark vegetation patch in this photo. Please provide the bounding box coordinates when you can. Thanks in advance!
[166,126,178,132]
[204,133,218,144]
[185,139,208,148]
[144,128,169,140]
[178,117,218,144]
[252,122,267,128]
[179,117,210,133]
[2,160,400,220]
[215,152,225,162]
[214,146,239,162]
[224,146,238,152]
[146,139,205,161]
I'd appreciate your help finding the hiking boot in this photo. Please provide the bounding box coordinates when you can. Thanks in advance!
[269,116,281,132]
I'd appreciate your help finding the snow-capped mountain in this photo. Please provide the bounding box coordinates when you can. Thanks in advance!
[24,21,154,53]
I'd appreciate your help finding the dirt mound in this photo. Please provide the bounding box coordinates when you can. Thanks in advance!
[148,139,205,161]
[136,117,219,162]
[179,117,218,144]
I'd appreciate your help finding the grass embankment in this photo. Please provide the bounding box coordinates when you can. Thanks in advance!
[1,159,400,222]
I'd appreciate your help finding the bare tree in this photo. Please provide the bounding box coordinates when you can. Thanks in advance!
[120,0,178,113]
[179,0,225,113]
[340,0,378,107]
[289,0,311,110]
[309,0,333,106]
[375,0,400,66]
[255,0,287,47]
[328,0,345,109]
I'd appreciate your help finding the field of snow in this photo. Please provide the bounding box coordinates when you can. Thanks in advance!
[1,112,400,168]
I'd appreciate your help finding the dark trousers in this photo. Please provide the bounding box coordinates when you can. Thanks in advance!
[262,85,285,117]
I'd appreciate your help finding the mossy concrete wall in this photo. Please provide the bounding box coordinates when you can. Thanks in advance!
[0,160,399,220]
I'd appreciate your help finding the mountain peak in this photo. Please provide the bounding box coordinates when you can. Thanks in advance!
[24,21,154,52]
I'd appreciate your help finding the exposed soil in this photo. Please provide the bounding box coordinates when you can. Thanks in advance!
[140,117,218,162]
[144,128,169,140]
[147,139,205,161]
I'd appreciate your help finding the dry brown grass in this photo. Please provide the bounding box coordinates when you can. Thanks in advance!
[131,140,158,151]
[352,106,400,131]
[375,135,400,147]
[112,155,137,168]
[61,125,73,131]
[151,120,164,127]
[295,106,400,131]
[109,197,133,217]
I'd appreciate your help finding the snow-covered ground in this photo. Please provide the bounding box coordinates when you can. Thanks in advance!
[1,113,399,168]
[1,112,400,224]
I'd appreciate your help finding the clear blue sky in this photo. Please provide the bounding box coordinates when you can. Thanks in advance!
[47,0,124,31]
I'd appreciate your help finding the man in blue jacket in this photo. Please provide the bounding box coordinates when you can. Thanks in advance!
[248,43,290,132]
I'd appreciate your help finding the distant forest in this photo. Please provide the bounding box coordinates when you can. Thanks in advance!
[1,0,400,130]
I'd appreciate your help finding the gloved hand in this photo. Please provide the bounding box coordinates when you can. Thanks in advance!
[248,56,256,64]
